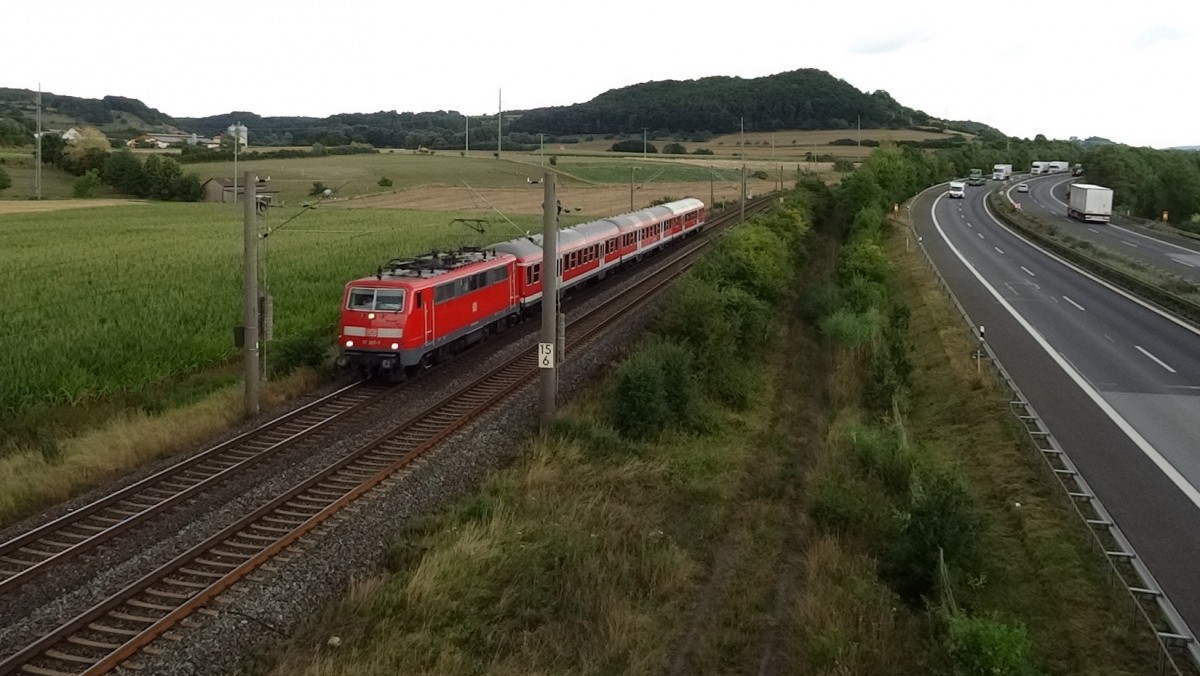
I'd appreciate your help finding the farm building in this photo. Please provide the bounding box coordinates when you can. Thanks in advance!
[201,178,279,205]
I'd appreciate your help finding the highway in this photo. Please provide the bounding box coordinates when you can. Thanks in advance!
[1012,173,1200,286]
[912,182,1200,635]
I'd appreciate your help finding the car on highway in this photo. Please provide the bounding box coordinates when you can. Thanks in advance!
[1016,183,1029,193]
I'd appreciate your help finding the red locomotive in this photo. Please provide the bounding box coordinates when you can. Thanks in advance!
[337,198,705,377]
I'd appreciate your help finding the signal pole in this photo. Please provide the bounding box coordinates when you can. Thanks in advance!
[539,172,558,432]
[243,171,260,416]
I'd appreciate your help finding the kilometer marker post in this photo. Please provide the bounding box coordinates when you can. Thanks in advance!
[539,171,558,432]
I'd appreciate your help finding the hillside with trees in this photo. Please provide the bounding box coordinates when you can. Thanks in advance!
[510,69,954,136]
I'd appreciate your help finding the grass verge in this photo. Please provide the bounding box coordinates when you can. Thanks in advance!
[0,367,322,529]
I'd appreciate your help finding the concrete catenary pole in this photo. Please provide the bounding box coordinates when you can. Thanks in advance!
[539,172,558,431]
[497,89,502,157]
[243,171,260,416]
[740,117,746,223]
[35,85,42,200]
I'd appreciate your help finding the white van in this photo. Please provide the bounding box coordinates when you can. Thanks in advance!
[948,181,966,199]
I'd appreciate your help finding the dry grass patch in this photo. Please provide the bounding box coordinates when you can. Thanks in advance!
[0,368,321,528]
[0,198,136,214]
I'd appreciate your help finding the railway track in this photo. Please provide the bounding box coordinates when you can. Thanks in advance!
[0,196,775,675]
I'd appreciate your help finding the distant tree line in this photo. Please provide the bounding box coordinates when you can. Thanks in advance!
[176,142,380,164]
[1083,145,1200,226]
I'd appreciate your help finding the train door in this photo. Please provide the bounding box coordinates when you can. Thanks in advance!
[422,289,434,346]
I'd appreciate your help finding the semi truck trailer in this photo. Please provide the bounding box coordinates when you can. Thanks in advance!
[1067,184,1113,223]
[992,164,1012,180]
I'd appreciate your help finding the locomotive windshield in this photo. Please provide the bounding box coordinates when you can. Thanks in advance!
[348,288,405,312]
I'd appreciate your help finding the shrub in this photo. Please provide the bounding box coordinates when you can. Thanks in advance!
[662,142,687,155]
[73,169,102,198]
[882,468,983,604]
[848,425,912,495]
[944,613,1040,676]
[378,176,393,187]
[691,147,714,155]
[0,166,11,192]
[609,139,657,154]
[819,308,878,348]
[608,339,702,439]
[797,280,843,321]
[269,332,330,377]
[309,181,330,196]
[609,347,671,440]
[549,155,557,166]
[753,170,769,180]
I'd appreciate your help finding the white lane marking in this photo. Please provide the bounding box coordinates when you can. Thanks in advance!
[930,192,1200,511]
[994,247,1005,254]
[978,232,985,239]
[1063,296,1086,311]
[966,222,973,228]
[1110,221,1200,254]
[1104,334,1115,343]
[1135,345,1177,374]
[1021,266,1036,277]
[1167,385,1200,391]
[1178,260,1196,268]
[1121,241,1139,248]
[1048,177,1072,207]
[1088,228,1100,233]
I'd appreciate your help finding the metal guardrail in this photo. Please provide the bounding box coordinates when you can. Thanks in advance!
[893,187,1200,674]
[986,192,1200,327]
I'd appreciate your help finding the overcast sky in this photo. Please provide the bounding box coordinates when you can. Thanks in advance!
[10,1,1197,148]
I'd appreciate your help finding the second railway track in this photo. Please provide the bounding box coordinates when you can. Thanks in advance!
[0,197,775,675]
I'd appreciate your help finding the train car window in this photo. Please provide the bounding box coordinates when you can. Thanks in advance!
[375,291,404,311]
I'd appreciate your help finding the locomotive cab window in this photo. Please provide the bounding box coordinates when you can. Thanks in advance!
[348,288,405,312]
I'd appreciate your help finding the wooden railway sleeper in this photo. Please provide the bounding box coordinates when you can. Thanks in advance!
[1,554,38,566]
[17,546,57,558]
[143,586,195,600]
[160,576,209,590]
[194,557,240,569]
[179,566,228,578]
[43,648,96,665]
[108,610,159,624]
[66,635,122,650]
[127,598,177,612]
[248,523,293,535]
[261,516,304,528]
[38,538,77,549]
[233,531,279,543]
[89,622,143,636]
[275,508,317,519]
[17,663,78,676]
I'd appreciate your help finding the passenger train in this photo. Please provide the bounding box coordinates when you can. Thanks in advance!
[336,198,706,377]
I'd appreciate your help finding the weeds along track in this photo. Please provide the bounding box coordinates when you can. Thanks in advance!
[0,198,774,675]
[0,380,397,596]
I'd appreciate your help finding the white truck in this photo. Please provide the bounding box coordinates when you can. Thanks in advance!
[1067,184,1113,223]
[1048,161,1070,173]
[992,164,1012,180]
[948,181,966,199]
[1031,161,1049,175]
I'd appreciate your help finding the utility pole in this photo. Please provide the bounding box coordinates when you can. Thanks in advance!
[709,165,714,208]
[540,133,544,167]
[465,114,469,155]
[539,172,558,432]
[857,115,861,148]
[35,84,42,200]
[629,167,637,212]
[642,128,647,160]
[740,117,746,223]
[497,89,502,157]
[242,171,260,416]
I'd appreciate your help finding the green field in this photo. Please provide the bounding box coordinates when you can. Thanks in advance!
[0,202,554,426]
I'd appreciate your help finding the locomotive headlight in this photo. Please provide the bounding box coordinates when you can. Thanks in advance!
[345,340,354,348]
[368,312,376,320]
[391,342,399,350]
